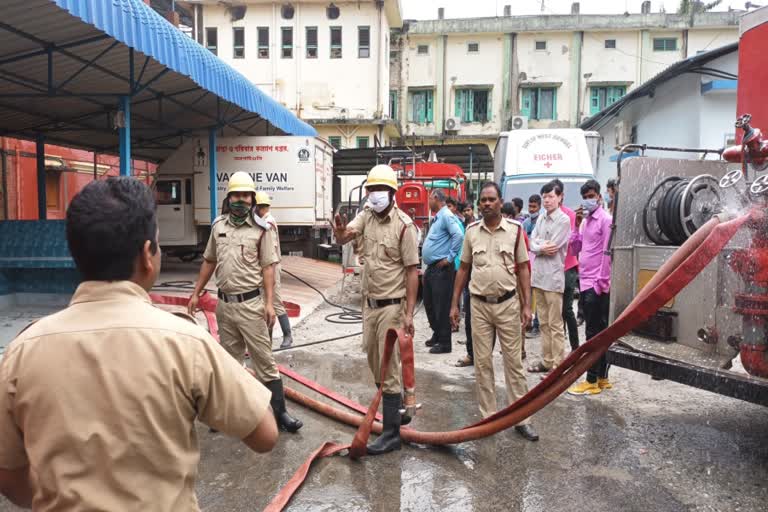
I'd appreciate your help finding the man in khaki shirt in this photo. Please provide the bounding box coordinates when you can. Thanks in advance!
[450,182,540,442]
[332,164,419,455]
[188,172,302,433]
[0,177,277,511]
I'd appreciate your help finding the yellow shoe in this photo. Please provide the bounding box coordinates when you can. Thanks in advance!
[597,378,613,390]
[567,380,601,396]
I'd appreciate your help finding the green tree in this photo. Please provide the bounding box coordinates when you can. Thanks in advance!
[677,0,724,15]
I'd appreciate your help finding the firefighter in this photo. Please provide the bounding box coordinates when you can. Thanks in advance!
[449,181,539,442]
[254,191,293,348]
[332,164,419,455]
[188,172,302,433]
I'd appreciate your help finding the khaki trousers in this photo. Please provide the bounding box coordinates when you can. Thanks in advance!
[362,301,403,394]
[262,263,286,316]
[470,295,530,423]
[217,296,280,382]
[534,288,565,370]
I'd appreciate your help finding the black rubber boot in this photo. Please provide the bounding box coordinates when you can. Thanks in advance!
[278,314,293,348]
[265,379,303,433]
[367,393,402,455]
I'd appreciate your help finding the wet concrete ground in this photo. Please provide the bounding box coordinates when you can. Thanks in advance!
[2,272,767,511]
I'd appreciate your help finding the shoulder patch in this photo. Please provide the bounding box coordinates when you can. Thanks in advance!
[396,208,414,225]
[467,219,482,229]
[505,218,524,228]
[212,215,227,227]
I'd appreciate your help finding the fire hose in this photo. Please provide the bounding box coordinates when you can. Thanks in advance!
[152,211,750,512]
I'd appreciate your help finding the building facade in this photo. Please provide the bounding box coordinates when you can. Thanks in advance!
[185,0,402,150]
[390,6,740,153]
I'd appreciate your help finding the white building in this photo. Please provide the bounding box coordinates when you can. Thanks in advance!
[391,5,740,153]
[183,0,402,150]
[580,43,738,185]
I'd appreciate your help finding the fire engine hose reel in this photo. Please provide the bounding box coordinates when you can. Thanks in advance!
[643,174,721,245]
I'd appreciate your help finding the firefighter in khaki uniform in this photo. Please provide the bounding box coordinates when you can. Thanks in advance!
[0,177,277,510]
[450,182,540,442]
[332,164,419,455]
[255,191,294,348]
[189,172,302,433]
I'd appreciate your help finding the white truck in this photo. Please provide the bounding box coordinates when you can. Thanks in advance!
[156,136,333,261]
[493,128,600,210]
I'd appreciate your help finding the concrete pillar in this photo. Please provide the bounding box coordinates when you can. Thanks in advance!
[209,128,218,223]
[502,33,516,130]
[436,35,447,134]
[438,8,444,20]
[639,30,651,84]
[36,134,46,220]
[570,31,584,127]
[119,96,131,177]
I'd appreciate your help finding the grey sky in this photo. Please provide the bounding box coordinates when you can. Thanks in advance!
[402,0,744,20]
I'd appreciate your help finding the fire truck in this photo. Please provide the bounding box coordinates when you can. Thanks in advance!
[605,7,768,406]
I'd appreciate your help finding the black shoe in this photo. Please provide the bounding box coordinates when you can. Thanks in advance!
[265,379,303,433]
[367,393,402,455]
[425,336,437,347]
[209,428,219,433]
[280,334,293,349]
[515,424,539,442]
[429,345,451,354]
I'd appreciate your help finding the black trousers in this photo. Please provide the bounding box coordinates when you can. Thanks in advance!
[423,264,455,350]
[563,267,580,350]
[582,288,611,383]
[463,287,473,359]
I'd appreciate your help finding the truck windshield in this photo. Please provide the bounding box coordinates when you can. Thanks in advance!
[502,176,591,211]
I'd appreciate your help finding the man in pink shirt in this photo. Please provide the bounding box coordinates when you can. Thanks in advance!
[567,180,614,395]
[551,179,581,351]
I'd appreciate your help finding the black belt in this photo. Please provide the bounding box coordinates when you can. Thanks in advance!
[218,288,260,304]
[472,289,516,304]
[367,297,403,309]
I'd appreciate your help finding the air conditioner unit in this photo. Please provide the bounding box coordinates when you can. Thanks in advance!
[444,117,461,132]
[615,121,631,148]
[511,115,528,130]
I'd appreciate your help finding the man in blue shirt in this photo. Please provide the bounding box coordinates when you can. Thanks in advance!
[422,189,464,354]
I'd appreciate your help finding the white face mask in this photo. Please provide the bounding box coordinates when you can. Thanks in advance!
[368,191,391,213]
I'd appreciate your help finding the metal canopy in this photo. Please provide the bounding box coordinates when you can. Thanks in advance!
[0,0,317,163]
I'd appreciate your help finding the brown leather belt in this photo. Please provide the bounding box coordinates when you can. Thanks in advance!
[367,297,402,309]
[472,289,516,304]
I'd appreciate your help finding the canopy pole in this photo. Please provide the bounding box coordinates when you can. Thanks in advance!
[36,134,46,219]
[119,96,131,176]
[209,128,218,223]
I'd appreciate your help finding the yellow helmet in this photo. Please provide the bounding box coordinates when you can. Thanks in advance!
[365,164,398,191]
[255,191,271,205]
[227,171,256,195]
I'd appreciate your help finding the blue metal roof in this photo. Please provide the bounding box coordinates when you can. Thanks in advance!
[54,0,316,137]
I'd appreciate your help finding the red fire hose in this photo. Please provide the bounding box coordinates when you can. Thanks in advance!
[151,212,750,512]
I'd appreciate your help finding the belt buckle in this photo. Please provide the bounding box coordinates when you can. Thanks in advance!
[487,296,499,304]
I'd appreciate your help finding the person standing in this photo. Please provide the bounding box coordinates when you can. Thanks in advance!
[0,178,277,510]
[501,201,516,219]
[512,197,527,222]
[449,182,538,441]
[462,203,476,227]
[523,194,542,340]
[254,191,293,348]
[527,181,571,376]
[456,201,476,367]
[551,178,581,351]
[568,180,614,395]
[331,164,419,454]
[606,178,617,216]
[189,172,303,433]
[422,189,463,354]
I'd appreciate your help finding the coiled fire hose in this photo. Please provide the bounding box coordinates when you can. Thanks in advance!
[152,210,750,512]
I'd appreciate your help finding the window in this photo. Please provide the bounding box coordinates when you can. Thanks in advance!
[281,27,293,58]
[233,27,245,59]
[535,40,547,51]
[417,44,429,55]
[467,42,479,53]
[306,27,318,58]
[589,86,626,115]
[257,27,269,58]
[356,136,369,149]
[328,136,342,149]
[389,90,398,120]
[45,174,60,209]
[156,180,182,205]
[455,88,491,123]
[358,26,370,58]
[521,87,557,120]
[205,28,218,55]
[330,27,342,58]
[408,89,434,124]
[605,39,616,49]
[653,38,677,52]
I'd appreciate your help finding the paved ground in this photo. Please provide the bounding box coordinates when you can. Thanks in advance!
[1,266,767,511]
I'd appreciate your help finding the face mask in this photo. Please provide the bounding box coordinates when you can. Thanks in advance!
[529,211,540,220]
[229,200,251,225]
[368,191,390,213]
[581,198,599,214]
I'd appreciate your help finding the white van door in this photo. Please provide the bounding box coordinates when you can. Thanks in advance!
[156,178,186,242]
